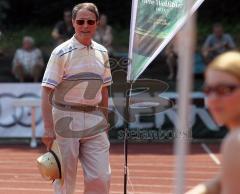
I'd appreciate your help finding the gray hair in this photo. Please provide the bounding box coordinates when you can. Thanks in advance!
[23,36,35,45]
[72,3,99,21]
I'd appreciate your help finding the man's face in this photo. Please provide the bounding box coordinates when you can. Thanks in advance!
[99,15,107,26]
[22,40,33,50]
[213,26,223,38]
[72,9,97,44]
[64,11,72,24]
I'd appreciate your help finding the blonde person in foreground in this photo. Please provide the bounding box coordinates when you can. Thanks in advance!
[186,51,240,194]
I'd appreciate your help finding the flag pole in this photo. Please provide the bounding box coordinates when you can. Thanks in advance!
[123,81,133,194]
[174,0,196,193]
[124,0,138,193]
[123,95,129,194]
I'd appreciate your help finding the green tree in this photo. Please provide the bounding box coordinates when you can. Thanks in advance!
[0,0,10,26]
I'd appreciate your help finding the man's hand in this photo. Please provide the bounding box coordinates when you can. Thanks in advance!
[41,130,56,151]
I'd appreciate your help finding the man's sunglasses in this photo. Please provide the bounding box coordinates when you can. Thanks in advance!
[76,19,96,25]
[203,84,240,96]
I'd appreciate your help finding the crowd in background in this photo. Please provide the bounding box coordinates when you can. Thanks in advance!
[0,8,237,83]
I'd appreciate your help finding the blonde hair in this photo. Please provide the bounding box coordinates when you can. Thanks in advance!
[206,51,240,81]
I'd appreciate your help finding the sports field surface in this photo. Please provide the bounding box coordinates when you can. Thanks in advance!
[0,143,220,194]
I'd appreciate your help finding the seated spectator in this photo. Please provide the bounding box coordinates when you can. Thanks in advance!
[12,36,44,82]
[202,23,236,63]
[51,8,74,45]
[94,14,113,54]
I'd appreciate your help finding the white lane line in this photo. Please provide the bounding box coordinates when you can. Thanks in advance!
[0,180,171,188]
[0,187,161,194]
[0,175,213,182]
[0,161,220,168]
[0,168,217,175]
[201,143,221,165]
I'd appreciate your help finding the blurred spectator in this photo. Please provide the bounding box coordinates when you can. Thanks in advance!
[51,9,74,45]
[12,36,44,82]
[202,23,236,63]
[94,14,113,54]
[165,40,178,80]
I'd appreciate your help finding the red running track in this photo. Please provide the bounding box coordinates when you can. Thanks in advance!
[0,143,220,194]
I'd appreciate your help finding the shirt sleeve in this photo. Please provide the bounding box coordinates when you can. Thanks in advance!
[202,35,212,49]
[36,49,44,66]
[41,51,65,89]
[225,34,236,49]
[102,53,112,87]
[12,49,20,67]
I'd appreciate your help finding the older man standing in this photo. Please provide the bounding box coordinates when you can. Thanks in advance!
[41,3,112,194]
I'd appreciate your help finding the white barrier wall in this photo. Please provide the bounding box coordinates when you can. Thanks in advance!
[0,83,220,139]
[0,83,43,137]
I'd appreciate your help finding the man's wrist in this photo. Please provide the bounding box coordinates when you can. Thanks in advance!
[43,129,55,138]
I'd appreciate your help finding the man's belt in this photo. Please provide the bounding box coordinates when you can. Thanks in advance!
[52,101,102,112]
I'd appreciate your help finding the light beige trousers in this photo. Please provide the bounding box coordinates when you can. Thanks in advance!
[53,132,111,194]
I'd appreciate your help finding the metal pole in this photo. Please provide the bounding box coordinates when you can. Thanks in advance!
[124,81,133,194]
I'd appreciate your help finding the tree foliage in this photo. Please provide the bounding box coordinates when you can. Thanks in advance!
[2,0,239,28]
[4,0,131,27]
[0,0,10,26]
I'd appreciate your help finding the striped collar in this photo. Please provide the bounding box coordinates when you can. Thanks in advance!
[71,35,107,52]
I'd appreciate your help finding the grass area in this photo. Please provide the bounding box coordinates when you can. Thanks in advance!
[0,24,130,55]
[0,25,53,54]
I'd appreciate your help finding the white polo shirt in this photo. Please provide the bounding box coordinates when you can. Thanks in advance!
[42,36,112,138]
